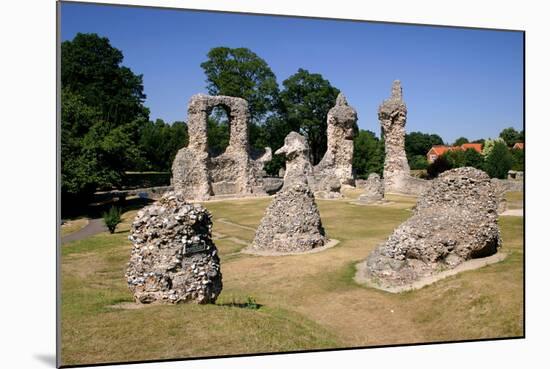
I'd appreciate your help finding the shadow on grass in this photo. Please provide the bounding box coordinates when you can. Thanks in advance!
[217,302,263,309]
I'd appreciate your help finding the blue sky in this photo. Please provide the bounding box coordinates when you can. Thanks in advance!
[60,2,524,143]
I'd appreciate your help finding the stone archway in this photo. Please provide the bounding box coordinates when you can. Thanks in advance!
[172,94,271,200]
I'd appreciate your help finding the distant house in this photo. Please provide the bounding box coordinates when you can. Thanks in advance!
[426,143,483,163]
[513,142,524,150]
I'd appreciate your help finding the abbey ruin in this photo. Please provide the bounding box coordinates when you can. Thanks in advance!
[359,167,501,291]
[126,192,223,304]
[171,94,272,200]
[379,81,427,196]
[247,132,327,254]
[312,93,357,198]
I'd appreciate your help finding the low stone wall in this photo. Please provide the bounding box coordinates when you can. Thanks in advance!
[491,178,524,195]
[93,186,173,203]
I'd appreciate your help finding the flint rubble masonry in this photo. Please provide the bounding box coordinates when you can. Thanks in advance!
[126,191,223,304]
[362,167,502,289]
[249,132,327,253]
[171,94,271,200]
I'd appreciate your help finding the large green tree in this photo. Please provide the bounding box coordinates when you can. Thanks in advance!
[499,127,524,147]
[62,33,149,125]
[61,33,149,203]
[280,68,340,164]
[484,141,513,178]
[453,137,469,146]
[405,131,444,160]
[138,119,188,171]
[200,47,280,124]
[353,130,384,178]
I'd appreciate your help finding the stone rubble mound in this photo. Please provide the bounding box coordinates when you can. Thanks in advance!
[249,132,327,253]
[358,173,384,203]
[126,191,222,304]
[364,167,501,288]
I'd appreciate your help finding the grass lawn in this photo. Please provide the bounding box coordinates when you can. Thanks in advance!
[61,218,88,237]
[60,193,524,366]
[505,191,524,210]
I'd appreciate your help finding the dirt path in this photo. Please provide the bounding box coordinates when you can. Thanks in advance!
[61,218,108,244]
[501,209,523,217]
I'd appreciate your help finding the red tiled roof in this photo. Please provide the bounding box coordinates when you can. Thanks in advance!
[428,143,483,157]
[429,145,451,156]
[460,143,483,153]
[513,142,524,150]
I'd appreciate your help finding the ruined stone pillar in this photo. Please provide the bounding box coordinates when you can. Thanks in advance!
[379,80,410,193]
[313,93,357,196]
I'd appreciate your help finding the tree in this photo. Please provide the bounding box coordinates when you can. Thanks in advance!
[200,47,280,124]
[484,141,513,178]
[463,148,485,169]
[61,33,149,125]
[442,150,466,168]
[61,33,149,205]
[427,155,451,178]
[353,130,384,178]
[453,137,469,146]
[280,68,340,164]
[499,127,522,147]
[405,132,444,161]
[138,119,188,171]
[409,155,429,170]
[510,148,524,171]
[482,137,506,157]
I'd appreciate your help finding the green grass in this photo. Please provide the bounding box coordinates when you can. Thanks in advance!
[61,195,524,366]
[61,218,88,237]
[504,191,524,210]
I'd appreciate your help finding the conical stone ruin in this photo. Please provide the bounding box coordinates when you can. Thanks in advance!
[357,173,384,203]
[247,132,327,254]
[359,167,501,290]
[126,191,222,304]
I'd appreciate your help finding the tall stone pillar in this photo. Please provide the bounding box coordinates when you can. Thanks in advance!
[379,80,410,193]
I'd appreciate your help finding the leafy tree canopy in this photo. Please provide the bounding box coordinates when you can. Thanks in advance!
[200,47,280,124]
[405,131,444,160]
[61,33,149,203]
[499,127,524,147]
[353,130,384,178]
[280,68,341,164]
[484,141,513,178]
[61,32,149,125]
[453,137,469,146]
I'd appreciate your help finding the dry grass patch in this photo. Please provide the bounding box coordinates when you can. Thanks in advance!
[504,191,524,210]
[61,218,89,236]
[61,195,523,365]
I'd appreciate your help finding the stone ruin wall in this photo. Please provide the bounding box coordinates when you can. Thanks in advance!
[379,81,428,196]
[362,167,501,290]
[171,94,271,200]
[312,93,358,197]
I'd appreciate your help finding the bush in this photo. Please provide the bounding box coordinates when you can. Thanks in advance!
[409,154,429,170]
[427,155,451,178]
[103,206,122,234]
[245,296,260,310]
[484,141,513,179]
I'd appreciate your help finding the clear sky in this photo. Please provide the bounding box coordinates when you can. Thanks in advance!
[60,2,524,143]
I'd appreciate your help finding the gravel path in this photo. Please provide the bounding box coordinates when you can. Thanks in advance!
[61,218,108,244]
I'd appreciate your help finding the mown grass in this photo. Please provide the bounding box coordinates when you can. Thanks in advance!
[61,218,88,237]
[61,195,523,366]
[505,191,524,210]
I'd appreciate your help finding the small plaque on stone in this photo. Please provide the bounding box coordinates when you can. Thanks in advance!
[184,242,207,255]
